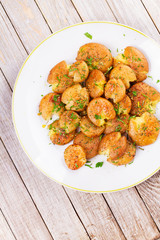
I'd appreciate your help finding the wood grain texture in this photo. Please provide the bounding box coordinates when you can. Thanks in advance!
[0,210,16,240]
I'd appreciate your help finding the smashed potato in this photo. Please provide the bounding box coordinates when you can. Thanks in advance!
[105,79,126,103]
[59,111,81,133]
[47,61,73,93]
[64,144,86,170]
[80,116,105,137]
[86,70,106,98]
[49,120,75,145]
[61,84,89,111]
[113,95,132,115]
[105,114,129,134]
[98,132,127,160]
[76,43,112,72]
[87,97,116,126]
[129,112,160,146]
[68,60,89,83]
[39,93,64,120]
[74,132,100,159]
[128,82,160,116]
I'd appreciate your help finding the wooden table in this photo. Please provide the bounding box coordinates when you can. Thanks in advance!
[0,0,160,239]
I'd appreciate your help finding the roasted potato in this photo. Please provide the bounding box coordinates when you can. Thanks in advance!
[87,97,116,126]
[108,140,136,166]
[128,82,160,116]
[39,93,64,120]
[105,114,129,134]
[86,70,106,98]
[80,116,105,137]
[129,112,160,146]
[68,60,89,83]
[59,111,81,133]
[74,132,100,159]
[47,61,73,93]
[48,120,75,145]
[109,64,137,89]
[76,43,112,72]
[113,95,132,115]
[105,79,126,103]
[64,144,86,170]
[61,84,89,112]
[98,132,127,160]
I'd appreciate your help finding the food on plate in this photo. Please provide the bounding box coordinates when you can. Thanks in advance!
[128,82,160,116]
[68,60,89,83]
[61,84,89,111]
[105,79,126,103]
[59,110,81,133]
[98,132,127,160]
[86,69,106,98]
[80,116,105,137]
[129,112,160,146]
[76,43,112,72]
[113,95,132,115]
[39,93,64,120]
[74,132,100,159]
[104,114,129,134]
[87,97,116,126]
[47,61,73,93]
[64,144,86,170]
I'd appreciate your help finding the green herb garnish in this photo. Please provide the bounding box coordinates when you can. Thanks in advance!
[84,32,92,40]
[95,162,104,168]
[95,114,102,119]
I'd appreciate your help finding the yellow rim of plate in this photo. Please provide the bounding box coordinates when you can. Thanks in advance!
[12,21,160,193]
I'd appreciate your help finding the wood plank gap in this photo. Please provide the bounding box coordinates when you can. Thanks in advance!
[0,68,12,92]
[0,136,55,240]
[105,0,119,22]
[70,0,83,22]
[0,209,17,240]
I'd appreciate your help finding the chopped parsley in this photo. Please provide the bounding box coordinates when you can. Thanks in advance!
[63,74,70,79]
[70,112,77,119]
[95,114,102,119]
[85,164,93,168]
[75,163,79,168]
[84,32,92,40]
[132,91,137,96]
[157,80,160,83]
[104,66,113,75]
[95,162,104,168]
[115,125,122,132]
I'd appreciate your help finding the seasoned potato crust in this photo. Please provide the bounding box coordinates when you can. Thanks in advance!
[74,132,100,159]
[128,82,160,116]
[105,114,129,134]
[129,112,160,146]
[80,116,105,137]
[68,60,89,83]
[76,43,113,72]
[86,70,106,98]
[105,79,126,103]
[64,144,86,170]
[59,111,81,133]
[113,95,132,115]
[87,97,116,126]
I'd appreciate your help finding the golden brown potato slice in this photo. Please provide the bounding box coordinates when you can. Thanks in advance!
[105,114,129,134]
[80,116,105,137]
[59,111,81,133]
[48,120,75,145]
[86,70,106,98]
[113,95,132,115]
[61,84,89,112]
[128,82,160,116]
[74,132,100,159]
[109,64,137,89]
[108,140,136,166]
[87,97,116,126]
[68,60,89,83]
[98,132,127,160]
[105,79,126,103]
[76,43,112,72]
[64,144,86,170]
[47,61,73,93]
[39,93,65,120]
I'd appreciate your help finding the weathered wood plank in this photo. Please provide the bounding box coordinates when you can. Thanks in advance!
[0,210,16,240]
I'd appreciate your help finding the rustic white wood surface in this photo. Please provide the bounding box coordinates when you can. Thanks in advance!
[0,0,160,239]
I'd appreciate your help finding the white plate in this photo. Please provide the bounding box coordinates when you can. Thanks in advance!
[12,22,160,193]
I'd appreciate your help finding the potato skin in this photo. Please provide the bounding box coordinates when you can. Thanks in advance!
[80,116,105,137]
[49,120,75,145]
[98,132,127,160]
[61,84,89,112]
[74,132,100,159]
[87,97,116,126]
[64,144,86,170]
[128,82,160,116]
[105,114,129,134]
[86,70,106,98]
[129,112,160,146]
[105,79,126,103]
[113,95,132,115]
[68,60,89,83]
[47,61,73,93]
[59,111,81,133]
[39,93,64,120]
[76,43,113,72]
